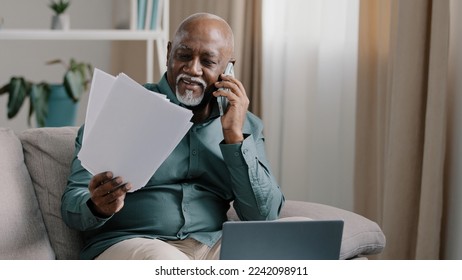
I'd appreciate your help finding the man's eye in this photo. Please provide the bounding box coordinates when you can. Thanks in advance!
[202,60,216,67]
[177,54,191,60]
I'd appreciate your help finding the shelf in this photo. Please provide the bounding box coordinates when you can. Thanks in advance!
[0,0,170,83]
[0,29,168,83]
[0,29,165,41]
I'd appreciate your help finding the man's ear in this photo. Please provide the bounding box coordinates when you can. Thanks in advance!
[166,41,172,66]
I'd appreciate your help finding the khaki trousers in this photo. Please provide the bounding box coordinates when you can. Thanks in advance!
[95,237,222,260]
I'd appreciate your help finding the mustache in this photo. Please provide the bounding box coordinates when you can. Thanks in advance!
[176,74,207,88]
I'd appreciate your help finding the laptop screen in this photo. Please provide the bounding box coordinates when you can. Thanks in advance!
[219,220,344,260]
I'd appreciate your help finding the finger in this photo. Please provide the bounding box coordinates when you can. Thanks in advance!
[91,182,131,216]
[215,80,237,93]
[106,196,126,214]
[213,87,231,98]
[219,74,245,91]
[104,182,131,197]
[220,73,237,82]
[229,76,246,98]
[89,171,113,192]
[102,183,131,206]
[215,79,246,98]
[98,176,124,197]
[92,195,125,217]
[214,83,241,100]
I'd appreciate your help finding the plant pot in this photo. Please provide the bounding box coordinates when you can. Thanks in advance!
[51,14,70,30]
[43,84,78,127]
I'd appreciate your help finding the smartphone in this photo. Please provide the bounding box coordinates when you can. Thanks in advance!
[218,62,235,116]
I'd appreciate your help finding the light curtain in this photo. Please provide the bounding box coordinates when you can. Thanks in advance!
[261,0,359,211]
[444,0,462,260]
[355,0,450,259]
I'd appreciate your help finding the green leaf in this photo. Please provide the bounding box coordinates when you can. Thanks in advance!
[0,84,9,95]
[49,0,70,15]
[29,83,50,127]
[6,77,28,119]
[63,70,84,102]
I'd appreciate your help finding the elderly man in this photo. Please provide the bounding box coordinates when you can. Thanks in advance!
[61,13,284,260]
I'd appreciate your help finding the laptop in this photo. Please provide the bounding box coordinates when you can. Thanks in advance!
[219,220,344,260]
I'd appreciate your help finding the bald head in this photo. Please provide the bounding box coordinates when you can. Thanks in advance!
[173,13,234,58]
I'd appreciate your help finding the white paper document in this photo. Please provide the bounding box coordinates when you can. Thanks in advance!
[82,68,115,143]
[78,69,193,192]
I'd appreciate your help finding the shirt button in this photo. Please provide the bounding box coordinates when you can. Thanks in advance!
[234,152,240,157]
[192,150,197,156]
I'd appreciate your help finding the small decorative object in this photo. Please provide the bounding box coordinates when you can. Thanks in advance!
[0,59,93,127]
[49,0,71,30]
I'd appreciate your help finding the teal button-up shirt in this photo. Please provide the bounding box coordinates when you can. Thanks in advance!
[61,74,284,259]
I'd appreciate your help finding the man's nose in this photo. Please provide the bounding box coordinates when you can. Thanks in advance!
[184,58,203,76]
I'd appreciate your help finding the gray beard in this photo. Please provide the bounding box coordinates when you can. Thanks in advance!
[175,88,204,106]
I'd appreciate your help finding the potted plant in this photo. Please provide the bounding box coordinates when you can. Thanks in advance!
[0,59,93,127]
[49,0,71,30]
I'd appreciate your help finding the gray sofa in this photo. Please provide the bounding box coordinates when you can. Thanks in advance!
[0,126,385,260]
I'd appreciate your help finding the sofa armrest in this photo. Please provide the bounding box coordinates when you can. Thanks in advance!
[0,128,55,259]
[19,126,83,260]
[227,200,386,260]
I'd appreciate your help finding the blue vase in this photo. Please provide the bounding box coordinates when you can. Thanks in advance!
[44,84,78,127]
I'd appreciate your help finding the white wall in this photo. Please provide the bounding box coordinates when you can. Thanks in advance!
[443,0,462,260]
[0,0,116,132]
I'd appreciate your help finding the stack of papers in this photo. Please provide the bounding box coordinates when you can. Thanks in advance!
[78,68,193,192]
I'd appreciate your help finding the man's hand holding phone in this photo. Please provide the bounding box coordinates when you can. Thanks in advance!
[217,62,235,116]
[213,62,250,144]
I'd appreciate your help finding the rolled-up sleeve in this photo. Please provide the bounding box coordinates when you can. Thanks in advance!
[220,130,284,221]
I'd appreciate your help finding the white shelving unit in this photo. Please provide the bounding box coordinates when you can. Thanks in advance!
[0,1,169,83]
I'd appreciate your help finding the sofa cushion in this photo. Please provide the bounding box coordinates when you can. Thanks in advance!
[0,128,55,259]
[227,200,386,260]
[19,126,83,260]
[281,201,385,259]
